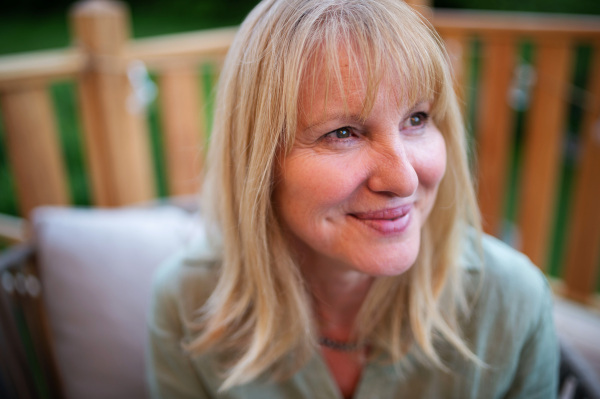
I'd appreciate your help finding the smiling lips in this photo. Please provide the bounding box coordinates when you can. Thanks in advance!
[350,204,413,234]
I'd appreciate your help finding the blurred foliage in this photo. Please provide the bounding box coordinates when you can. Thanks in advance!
[0,0,260,55]
[3,0,599,16]
[1,0,598,55]
[0,112,18,216]
[1,0,259,17]
[51,82,91,207]
[437,0,600,14]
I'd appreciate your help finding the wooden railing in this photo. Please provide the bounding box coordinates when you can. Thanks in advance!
[0,1,236,215]
[434,10,600,304]
[0,1,599,304]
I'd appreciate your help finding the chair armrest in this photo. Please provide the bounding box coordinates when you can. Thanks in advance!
[0,242,64,399]
[0,243,34,273]
[559,338,600,399]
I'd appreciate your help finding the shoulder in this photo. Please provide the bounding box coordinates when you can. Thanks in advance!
[147,249,222,398]
[150,248,220,335]
[460,232,550,299]
[153,249,218,298]
[459,232,554,339]
[456,233,559,397]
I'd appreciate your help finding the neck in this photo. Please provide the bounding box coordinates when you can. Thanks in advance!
[300,258,374,339]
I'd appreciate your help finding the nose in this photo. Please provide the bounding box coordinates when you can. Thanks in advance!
[366,138,418,198]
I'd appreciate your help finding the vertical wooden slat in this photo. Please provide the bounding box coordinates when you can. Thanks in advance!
[158,66,205,196]
[442,31,471,107]
[563,42,600,302]
[71,0,154,207]
[476,35,517,236]
[0,87,69,218]
[518,39,572,269]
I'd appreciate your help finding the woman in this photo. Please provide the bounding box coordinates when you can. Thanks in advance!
[147,0,558,398]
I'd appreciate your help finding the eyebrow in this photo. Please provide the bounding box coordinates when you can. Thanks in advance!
[302,99,430,131]
[303,112,362,131]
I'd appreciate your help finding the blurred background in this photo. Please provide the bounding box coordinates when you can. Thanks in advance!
[1,0,599,56]
[0,0,598,276]
[1,0,599,274]
[0,1,599,398]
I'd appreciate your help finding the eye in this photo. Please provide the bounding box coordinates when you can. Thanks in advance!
[403,111,429,130]
[327,127,353,139]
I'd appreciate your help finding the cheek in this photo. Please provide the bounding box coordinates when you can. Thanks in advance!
[415,133,447,189]
[276,152,367,209]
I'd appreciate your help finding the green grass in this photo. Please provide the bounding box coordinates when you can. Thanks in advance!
[0,14,71,55]
[0,0,259,56]
[51,82,91,207]
[437,0,600,14]
[0,111,18,216]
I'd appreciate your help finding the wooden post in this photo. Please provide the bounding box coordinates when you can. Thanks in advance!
[70,0,154,207]
[0,87,69,218]
[441,31,470,108]
[158,66,205,196]
[476,34,517,236]
[562,42,600,302]
[405,0,432,8]
[518,38,572,270]
[405,0,432,20]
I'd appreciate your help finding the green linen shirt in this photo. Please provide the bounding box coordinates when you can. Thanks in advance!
[146,233,559,399]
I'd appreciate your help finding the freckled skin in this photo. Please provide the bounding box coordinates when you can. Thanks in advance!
[271,51,447,398]
[273,61,447,279]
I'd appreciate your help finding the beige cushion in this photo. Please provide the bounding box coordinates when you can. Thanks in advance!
[33,205,197,399]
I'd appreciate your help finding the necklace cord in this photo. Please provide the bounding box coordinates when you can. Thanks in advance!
[319,336,363,352]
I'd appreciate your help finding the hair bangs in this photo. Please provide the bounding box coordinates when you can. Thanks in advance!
[280,0,448,155]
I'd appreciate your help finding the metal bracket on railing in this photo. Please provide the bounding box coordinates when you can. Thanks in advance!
[127,60,157,114]
[509,62,536,112]
[1,271,41,298]
[1,271,14,294]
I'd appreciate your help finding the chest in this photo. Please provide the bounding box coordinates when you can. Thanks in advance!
[321,349,365,399]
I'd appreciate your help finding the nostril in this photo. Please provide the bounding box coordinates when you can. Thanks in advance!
[366,155,418,198]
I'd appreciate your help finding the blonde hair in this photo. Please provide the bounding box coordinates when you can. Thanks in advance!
[191,0,481,390]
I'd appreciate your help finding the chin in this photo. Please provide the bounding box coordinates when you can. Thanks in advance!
[351,242,421,277]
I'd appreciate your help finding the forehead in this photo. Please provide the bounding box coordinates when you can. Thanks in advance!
[297,47,414,126]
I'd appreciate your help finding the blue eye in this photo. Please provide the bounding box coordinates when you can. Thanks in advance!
[404,112,429,129]
[333,127,352,139]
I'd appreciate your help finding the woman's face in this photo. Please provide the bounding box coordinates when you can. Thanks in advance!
[273,56,447,277]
